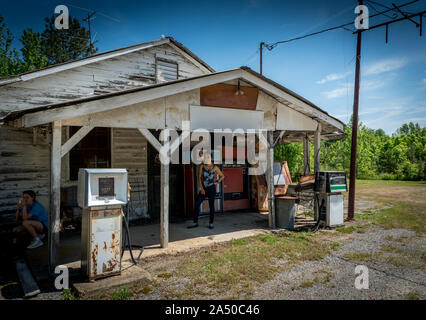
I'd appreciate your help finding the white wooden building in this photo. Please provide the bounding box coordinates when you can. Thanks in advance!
[0,37,345,271]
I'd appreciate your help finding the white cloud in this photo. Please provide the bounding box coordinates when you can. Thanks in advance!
[323,87,347,99]
[363,58,406,76]
[316,71,351,84]
[406,117,426,122]
[323,78,384,99]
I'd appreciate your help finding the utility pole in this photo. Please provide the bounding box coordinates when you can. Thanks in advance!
[260,42,264,75]
[83,12,96,55]
[347,0,363,220]
[347,2,425,220]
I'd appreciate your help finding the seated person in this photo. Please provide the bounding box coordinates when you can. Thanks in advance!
[13,190,48,249]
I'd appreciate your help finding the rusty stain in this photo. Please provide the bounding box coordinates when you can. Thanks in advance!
[91,243,98,276]
[102,257,118,273]
[103,241,107,252]
[110,232,121,256]
[91,211,99,218]
[104,209,121,217]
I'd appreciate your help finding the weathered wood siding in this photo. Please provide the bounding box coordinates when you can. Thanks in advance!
[111,128,148,220]
[0,43,209,116]
[0,126,50,219]
[0,42,209,218]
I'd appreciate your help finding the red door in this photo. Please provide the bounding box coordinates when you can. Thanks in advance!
[223,167,250,211]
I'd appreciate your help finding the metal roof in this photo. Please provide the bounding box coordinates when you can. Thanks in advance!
[0,37,215,86]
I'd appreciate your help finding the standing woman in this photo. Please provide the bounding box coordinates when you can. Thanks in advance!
[188,151,224,229]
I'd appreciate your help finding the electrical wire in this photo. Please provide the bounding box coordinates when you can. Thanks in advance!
[263,0,420,51]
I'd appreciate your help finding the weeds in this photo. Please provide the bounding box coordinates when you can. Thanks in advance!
[111,286,133,300]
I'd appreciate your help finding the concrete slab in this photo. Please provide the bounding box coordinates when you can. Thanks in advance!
[124,211,270,259]
[72,261,152,298]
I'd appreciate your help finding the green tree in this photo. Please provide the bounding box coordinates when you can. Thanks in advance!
[19,28,47,73]
[275,142,304,180]
[0,14,20,76]
[40,15,97,65]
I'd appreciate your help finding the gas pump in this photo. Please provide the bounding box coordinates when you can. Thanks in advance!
[314,171,347,227]
[77,168,128,280]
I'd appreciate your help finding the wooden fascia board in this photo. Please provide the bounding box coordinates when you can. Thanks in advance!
[22,69,243,127]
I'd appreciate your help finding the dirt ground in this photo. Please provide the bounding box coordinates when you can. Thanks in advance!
[130,181,426,300]
[1,180,425,300]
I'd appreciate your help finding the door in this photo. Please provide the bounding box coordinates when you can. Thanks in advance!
[223,165,250,211]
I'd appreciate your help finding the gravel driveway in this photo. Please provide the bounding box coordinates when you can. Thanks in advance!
[253,227,426,300]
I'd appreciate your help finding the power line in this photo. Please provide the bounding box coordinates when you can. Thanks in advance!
[67,4,121,23]
[263,0,420,51]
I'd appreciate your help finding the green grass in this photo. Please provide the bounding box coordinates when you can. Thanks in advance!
[157,273,173,279]
[356,180,426,187]
[344,252,375,262]
[344,242,426,270]
[355,203,426,234]
[405,291,421,300]
[111,286,133,300]
[0,282,17,290]
[62,288,79,300]
[336,226,356,234]
[175,230,336,298]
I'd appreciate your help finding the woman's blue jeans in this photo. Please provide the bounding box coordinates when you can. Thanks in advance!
[193,185,216,224]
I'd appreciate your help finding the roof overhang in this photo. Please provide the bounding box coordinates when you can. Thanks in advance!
[4,68,345,139]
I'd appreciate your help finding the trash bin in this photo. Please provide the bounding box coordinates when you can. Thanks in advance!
[275,196,296,229]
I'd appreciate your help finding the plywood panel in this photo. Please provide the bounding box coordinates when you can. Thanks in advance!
[276,102,318,131]
[190,105,264,131]
[200,83,258,110]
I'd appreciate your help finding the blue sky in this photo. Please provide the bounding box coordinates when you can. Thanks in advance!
[1,0,425,134]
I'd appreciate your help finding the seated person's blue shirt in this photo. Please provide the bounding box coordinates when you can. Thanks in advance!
[20,201,48,229]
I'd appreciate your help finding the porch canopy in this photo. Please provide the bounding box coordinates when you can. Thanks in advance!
[3,66,345,271]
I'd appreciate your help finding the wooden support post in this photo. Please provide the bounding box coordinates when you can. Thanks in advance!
[160,162,169,248]
[303,134,310,176]
[49,120,61,273]
[314,123,321,221]
[314,123,322,173]
[267,131,275,228]
[138,128,171,248]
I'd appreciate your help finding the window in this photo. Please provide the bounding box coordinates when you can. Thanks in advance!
[69,127,111,181]
[155,58,178,83]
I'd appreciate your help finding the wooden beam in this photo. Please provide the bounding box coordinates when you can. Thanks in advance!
[49,120,61,273]
[267,131,275,228]
[60,125,94,158]
[303,135,311,176]
[314,123,322,173]
[160,162,169,248]
[138,128,162,152]
[273,130,285,147]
